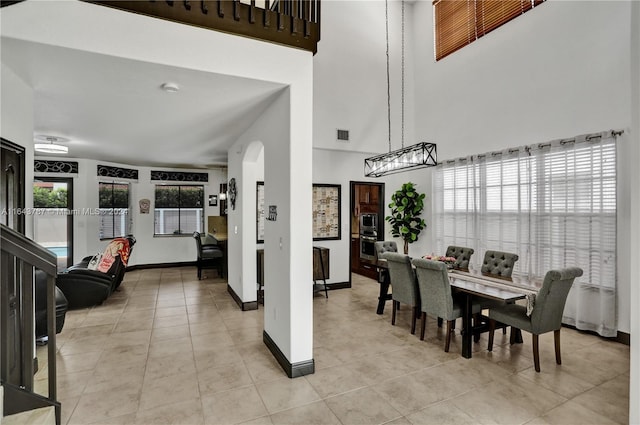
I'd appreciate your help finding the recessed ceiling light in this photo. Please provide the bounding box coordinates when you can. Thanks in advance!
[34,135,69,154]
[161,82,180,93]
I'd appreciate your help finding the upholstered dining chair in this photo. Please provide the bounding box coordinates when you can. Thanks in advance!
[412,258,482,352]
[193,231,224,279]
[477,250,520,339]
[375,241,398,259]
[481,250,519,278]
[487,267,583,372]
[446,245,474,270]
[382,252,420,335]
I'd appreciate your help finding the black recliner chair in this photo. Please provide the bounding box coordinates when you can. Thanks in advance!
[56,235,135,309]
[35,269,68,342]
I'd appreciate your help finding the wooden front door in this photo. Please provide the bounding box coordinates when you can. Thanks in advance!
[0,138,26,387]
[1,138,25,233]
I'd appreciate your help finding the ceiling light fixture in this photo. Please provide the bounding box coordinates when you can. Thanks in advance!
[161,82,180,93]
[34,136,68,154]
[364,0,437,177]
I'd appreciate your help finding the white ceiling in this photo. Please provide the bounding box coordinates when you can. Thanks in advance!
[1,36,285,169]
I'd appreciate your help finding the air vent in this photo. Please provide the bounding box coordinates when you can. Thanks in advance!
[337,129,350,142]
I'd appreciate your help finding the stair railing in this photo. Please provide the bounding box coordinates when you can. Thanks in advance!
[1,223,60,424]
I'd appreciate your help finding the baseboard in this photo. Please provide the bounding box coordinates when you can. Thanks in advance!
[263,330,315,378]
[615,331,631,345]
[227,284,258,311]
[562,324,630,346]
[325,281,350,290]
[126,261,194,271]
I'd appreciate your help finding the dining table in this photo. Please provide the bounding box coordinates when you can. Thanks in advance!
[369,258,541,359]
[448,269,540,358]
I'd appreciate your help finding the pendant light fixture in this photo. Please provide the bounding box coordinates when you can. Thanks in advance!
[364,0,436,177]
[34,135,69,154]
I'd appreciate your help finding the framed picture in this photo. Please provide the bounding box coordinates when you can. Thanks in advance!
[209,194,218,206]
[257,181,265,243]
[313,184,341,241]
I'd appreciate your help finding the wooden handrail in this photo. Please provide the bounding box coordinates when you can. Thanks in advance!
[86,0,321,54]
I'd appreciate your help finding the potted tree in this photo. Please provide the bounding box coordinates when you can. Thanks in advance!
[385,182,426,255]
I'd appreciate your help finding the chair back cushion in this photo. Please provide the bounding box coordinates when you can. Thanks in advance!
[193,231,203,252]
[375,241,398,260]
[481,250,519,277]
[96,237,132,273]
[530,267,583,333]
[412,258,455,320]
[446,245,474,270]
[382,252,418,305]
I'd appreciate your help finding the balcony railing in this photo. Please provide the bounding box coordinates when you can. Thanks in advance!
[87,0,321,54]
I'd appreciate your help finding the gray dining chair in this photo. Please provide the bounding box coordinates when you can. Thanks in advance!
[412,258,481,352]
[446,245,474,270]
[478,250,520,336]
[487,267,583,372]
[375,241,398,259]
[481,250,519,278]
[382,252,420,335]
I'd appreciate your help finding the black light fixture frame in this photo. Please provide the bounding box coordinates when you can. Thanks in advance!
[364,142,437,177]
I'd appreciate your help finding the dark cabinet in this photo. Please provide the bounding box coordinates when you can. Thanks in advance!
[358,185,379,213]
[351,237,360,271]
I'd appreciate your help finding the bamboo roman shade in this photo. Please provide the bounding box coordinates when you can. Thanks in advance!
[434,0,546,61]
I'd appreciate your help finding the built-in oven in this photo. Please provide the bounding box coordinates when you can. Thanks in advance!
[360,234,378,260]
[359,213,377,235]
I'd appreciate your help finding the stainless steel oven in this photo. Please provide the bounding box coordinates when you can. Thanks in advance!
[360,235,377,260]
[359,213,377,235]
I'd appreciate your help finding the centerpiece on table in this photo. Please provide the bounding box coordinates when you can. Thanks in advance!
[423,254,457,269]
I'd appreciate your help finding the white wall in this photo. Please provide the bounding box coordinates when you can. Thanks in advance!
[314,0,415,155]
[231,85,314,364]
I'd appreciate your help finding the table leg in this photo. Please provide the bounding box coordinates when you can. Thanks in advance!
[376,270,390,315]
[461,293,472,358]
[510,327,523,344]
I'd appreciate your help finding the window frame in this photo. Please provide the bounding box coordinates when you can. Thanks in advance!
[153,184,205,236]
[98,181,131,240]
[433,0,546,61]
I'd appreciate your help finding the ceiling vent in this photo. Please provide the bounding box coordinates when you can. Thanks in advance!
[337,129,350,142]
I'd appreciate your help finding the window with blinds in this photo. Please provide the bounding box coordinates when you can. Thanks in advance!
[154,185,204,235]
[434,137,616,282]
[434,0,546,61]
[98,182,130,240]
[432,133,618,335]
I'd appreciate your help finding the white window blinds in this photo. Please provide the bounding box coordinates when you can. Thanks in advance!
[433,131,618,336]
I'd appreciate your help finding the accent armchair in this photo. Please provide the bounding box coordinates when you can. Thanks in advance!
[487,267,583,372]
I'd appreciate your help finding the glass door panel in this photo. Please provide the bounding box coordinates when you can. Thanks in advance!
[33,178,73,270]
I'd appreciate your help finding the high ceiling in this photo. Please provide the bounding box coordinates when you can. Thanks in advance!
[1,36,285,169]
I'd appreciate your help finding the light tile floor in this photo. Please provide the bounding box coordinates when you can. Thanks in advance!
[34,267,630,424]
